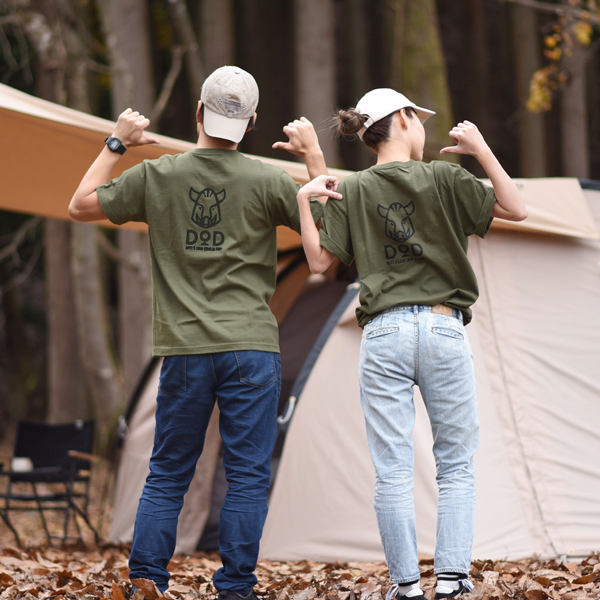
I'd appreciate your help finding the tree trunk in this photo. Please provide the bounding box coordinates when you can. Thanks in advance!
[98,0,155,398]
[560,36,589,178]
[388,0,455,163]
[511,3,548,177]
[337,0,373,171]
[18,0,90,423]
[294,0,339,166]
[96,0,155,116]
[0,254,44,425]
[71,223,124,448]
[117,230,153,399]
[45,219,90,423]
[200,0,234,74]
[169,0,205,102]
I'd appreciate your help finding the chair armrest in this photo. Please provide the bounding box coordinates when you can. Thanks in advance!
[68,450,102,463]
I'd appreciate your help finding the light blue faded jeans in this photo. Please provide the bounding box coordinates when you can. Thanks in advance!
[359,305,479,583]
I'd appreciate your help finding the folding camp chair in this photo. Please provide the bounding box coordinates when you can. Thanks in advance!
[0,420,100,547]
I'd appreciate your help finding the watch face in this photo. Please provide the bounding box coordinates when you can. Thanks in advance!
[109,139,119,150]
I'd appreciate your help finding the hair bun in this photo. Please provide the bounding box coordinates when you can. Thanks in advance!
[335,108,366,137]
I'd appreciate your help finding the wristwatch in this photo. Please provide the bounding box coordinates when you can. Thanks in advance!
[105,136,127,155]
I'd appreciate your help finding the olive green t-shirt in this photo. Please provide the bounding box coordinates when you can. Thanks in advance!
[98,148,321,356]
[320,160,496,326]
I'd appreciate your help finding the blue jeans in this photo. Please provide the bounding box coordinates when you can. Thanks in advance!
[129,351,281,593]
[359,306,479,583]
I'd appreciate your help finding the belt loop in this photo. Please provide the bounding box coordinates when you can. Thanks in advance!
[413,305,418,315]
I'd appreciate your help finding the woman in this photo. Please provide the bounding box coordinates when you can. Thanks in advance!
[297,88,527,600]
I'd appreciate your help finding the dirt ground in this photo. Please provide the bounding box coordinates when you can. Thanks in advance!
[1,459,599,599]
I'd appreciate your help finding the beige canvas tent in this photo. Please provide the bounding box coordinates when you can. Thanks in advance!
[261,183,600,562]
[2,83,600,560]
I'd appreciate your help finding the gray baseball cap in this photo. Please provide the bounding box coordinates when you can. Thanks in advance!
[200,66,259,143]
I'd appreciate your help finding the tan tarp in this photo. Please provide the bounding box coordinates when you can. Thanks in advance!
[0,83,344,250]
[260,188,600,561]
[0,83,598,241]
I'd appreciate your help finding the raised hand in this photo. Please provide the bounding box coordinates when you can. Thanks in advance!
[299,175,342,201]
[440,121,489,158]
[272,116,322,157]
[112,108,160,148]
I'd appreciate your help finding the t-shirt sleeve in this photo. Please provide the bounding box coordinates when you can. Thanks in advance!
[270,170,323,233]
[452,165,496,238]
[319,184,353,266]
[97,162,148,225]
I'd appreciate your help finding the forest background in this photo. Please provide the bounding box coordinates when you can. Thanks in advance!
[0,0,599,450]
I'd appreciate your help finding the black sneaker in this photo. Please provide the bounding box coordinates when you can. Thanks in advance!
[434,578,474,599]
[217,590,261,600]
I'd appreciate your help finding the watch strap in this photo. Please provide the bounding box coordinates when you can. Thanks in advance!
[105,136,127,155]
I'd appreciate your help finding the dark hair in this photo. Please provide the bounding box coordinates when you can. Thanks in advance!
[199,104,255,137]
[333,106,416,150]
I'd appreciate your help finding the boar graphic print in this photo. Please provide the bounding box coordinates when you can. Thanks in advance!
[189,187,226,229]
[377,201,415,242]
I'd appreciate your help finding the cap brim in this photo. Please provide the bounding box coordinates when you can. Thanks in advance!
[203,106,249,143]
[414,106,436,123]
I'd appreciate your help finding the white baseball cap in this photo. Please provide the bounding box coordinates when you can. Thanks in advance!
[200,66,259,143]
[356,88,435,140]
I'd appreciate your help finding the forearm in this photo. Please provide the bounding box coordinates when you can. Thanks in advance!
[69,147,121,221]
[297,191,335,274]
[477,148,527,221]
[302,148,328,180]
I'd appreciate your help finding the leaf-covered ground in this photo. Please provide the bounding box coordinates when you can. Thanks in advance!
[1,460,599,599]
[0,546,599,600]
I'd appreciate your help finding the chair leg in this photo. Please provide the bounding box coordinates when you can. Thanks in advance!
[31,482,53,546]
[65,480,85,546]
[68,490,99,544]
[1,480,22,547]
[0,508,21,548]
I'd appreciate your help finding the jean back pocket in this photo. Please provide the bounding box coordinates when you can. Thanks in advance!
[431,326,464,340]
[235,351,279,388]
[366,326,400,340]
[158,356,187,396]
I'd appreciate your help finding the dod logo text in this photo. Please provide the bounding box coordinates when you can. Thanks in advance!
[185,186,227,251]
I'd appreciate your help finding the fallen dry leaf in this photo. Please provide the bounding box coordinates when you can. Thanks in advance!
[132,577,163,599]
[113,580,127,600]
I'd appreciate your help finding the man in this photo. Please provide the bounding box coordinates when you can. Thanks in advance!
[69,66,335,599]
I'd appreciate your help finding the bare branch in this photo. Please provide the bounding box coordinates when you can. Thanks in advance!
[150,44,185,124]
[0,217,42,264]
[0,16,20,26]
[0,240,43,298]
[0,22,19,77]
[501,0,600,25]
[96,229,141,272]
[168,0,205,100]
[14,19,33,84]
[85,58,111,74]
